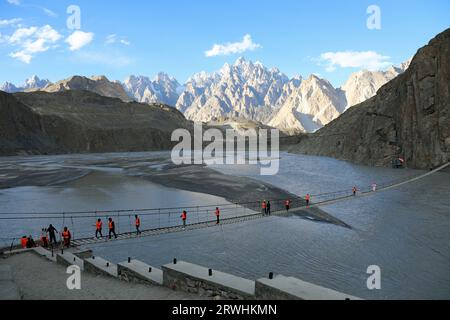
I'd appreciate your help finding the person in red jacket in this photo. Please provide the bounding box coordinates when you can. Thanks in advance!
[95,219,103,239]
[215,207,220,225]
[181,211,187,228]
[20,236,28,249]
[108,218,117,239]
[135,215,141,235]
[305,194,311,207]
[62,227,71,248]
[262,200,267,215]
[285,199,291,212]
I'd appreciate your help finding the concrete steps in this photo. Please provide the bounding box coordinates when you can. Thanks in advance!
[84,256,118,278]
[256,275,361,300]
[2,246,363,300]
[56,250,84,270]
[162,260,255,299]
[31,247,57,262]
[118,259,163,285]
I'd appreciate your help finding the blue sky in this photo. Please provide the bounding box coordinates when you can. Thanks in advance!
[0,0,449,87]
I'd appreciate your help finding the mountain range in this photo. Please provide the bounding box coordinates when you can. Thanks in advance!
[1,58,411,134]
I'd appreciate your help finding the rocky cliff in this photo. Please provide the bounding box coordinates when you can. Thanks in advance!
[290,29,450,169]
[33,75,132,102]
[0,90,191,156]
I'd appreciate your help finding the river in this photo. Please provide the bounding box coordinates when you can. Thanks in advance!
[0,151,449,299]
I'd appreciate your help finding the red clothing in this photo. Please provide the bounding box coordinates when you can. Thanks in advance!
[21,237,28,249]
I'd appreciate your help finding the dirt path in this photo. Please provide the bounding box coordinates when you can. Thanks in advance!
[0,252,206,300]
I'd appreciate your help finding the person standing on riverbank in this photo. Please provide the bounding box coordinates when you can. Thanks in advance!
[108,218,117,239]
[215,207,220,224]
[181,211,187,229]
[135,215,141,235]
[267,201,271,215]
[95,219,103,239]
[305,194,311,207]
[352,186,357,196]
[262,200,267,215]
[47,224,58,246]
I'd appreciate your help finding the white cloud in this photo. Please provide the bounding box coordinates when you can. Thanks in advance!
[120,39,130,46]
[9,26,37,43]
[7,0,21,5]
[72,50,133,67]
[205,34,261,57]
[9,51,31,63]
[43,8,57,17]
[0,18,22,27]
[65,30,94,51]
[105,34,130,46]
[318,51,392,72]
[8,25,61,63]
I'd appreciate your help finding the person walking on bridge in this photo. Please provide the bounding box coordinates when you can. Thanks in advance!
[262,200,267,215]
[267,201,271,215]
[47,224,58,246]
[135,215,141,235]
[181,210,187,229]
[95,219,103,239]
[305,194,311,207]
[285,199,291,212]
[215,207,220,224]
[108,218,117,240]
[62,227,71,248]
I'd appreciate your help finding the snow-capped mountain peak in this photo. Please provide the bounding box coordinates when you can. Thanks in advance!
[123,72,181,106]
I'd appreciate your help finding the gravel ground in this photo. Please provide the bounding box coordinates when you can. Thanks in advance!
[0,252,206,300]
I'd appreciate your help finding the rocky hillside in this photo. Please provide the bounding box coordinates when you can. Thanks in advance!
[289,29,450,169]
[31,75,132,102]
[0,90,191,156]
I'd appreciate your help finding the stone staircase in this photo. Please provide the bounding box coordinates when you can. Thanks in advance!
[1,247,362,300]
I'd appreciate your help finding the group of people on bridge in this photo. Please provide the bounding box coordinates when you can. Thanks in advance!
[17,186,363,249]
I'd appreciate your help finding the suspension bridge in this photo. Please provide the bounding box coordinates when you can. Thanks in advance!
[0,161,448,250]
